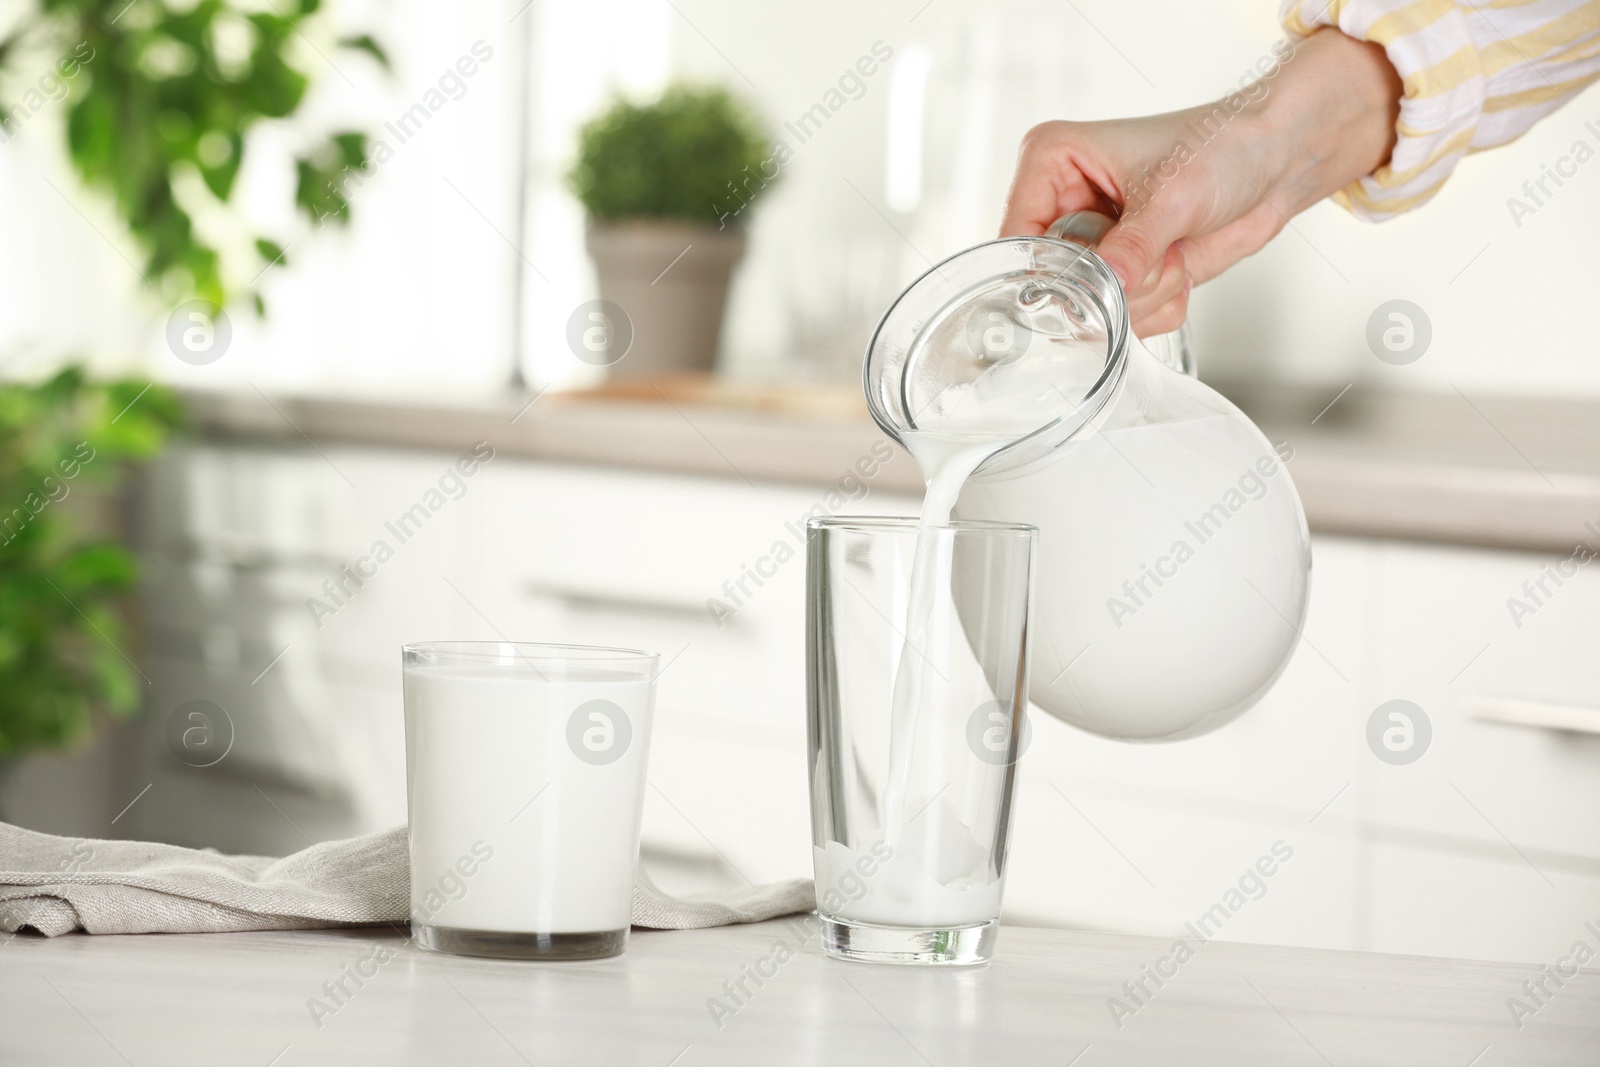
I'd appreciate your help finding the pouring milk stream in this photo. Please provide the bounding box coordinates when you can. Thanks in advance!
[839,212,1312,927]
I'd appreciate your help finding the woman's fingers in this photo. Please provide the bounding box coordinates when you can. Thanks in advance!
[1095,170,1203,293]
[1126,243,1190,336]
[1133,284,1190,339]
[999,124,1070,236]
[999,122,1122,237]
[1173,199,1289,285]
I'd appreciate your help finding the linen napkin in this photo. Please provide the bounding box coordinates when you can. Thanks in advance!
[0,821,813,937]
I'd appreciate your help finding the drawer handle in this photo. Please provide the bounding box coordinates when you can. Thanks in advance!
[1468,696,1600,736]
[525,582,716,623]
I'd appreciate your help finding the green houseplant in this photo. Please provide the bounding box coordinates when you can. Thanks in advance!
[569,84,776,377]
[0,0,385,309]
[0,3,381,769]
[0,368,181,761]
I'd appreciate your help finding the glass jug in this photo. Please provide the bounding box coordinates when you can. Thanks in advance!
[864,213,1311,741]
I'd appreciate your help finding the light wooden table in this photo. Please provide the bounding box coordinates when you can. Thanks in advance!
[3,920,1595,1065]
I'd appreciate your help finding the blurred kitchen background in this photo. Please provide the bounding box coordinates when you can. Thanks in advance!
[3,0,1598,966]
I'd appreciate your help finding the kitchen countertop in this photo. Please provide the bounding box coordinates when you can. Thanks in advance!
[178,379,1600,554]
[5,920,1596,1065]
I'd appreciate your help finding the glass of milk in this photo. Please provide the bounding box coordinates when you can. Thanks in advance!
[807,516,1036,964]
[402,641,657,959]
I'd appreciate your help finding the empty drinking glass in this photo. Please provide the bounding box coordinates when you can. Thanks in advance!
[807,517,1035,964]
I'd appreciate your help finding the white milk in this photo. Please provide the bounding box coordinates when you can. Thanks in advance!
[956,413,1304,740]
[823,422,1020,930]
[878,433,1002,841]
[404,664,653,934]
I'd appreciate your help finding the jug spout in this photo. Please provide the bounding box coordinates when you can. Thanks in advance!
[862,223,1135,475]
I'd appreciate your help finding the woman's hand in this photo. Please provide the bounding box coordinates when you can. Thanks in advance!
[999,29,1402,336]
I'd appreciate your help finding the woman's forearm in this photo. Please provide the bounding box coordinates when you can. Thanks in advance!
[997,26,1405,334]
[1253,28,1403,215]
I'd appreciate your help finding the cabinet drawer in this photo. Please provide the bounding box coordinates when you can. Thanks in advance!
[1369,541,1600,860]
[472,460,919,750]
[477,459,919,602]
[138,444,361,561]
[1368,840,1600,963]
[641,728,813,891]
[1007,723,1361,951]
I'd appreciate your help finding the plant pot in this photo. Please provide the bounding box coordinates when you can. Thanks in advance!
[584,220,747,378]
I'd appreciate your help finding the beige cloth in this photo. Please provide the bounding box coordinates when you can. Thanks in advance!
[0,822,812,937]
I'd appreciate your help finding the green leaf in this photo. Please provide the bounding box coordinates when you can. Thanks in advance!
[332,131,367,168]
[40,365,85,404]
[199,131,243,200]
[66,91,117,181]
[338,34,389,71]
[0,28,30,80]
[294,154,351,227]
[61,543,137,589]
[91,645,140,716]
[255,237,288,267]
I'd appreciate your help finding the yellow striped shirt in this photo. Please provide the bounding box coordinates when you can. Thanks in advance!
[1280,0,1600,219]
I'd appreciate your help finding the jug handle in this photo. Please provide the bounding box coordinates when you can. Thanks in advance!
[1045,211,1198,378]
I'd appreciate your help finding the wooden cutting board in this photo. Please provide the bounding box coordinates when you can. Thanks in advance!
[550,373,870,419]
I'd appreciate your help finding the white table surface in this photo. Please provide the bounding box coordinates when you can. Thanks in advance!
[3,919,1596,1066]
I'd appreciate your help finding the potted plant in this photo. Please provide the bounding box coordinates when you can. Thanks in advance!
[0,369,181,778]
[0,2,376,801]
[1,0,387,307]
[569,85,776,377]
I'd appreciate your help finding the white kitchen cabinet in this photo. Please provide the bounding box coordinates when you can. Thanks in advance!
[1353,540,1600,963]
[128,444,1600,962]
[132,442,920,891]
[1004,770,1363,951]
[1368,841,1600,963]
[1365,540,1600,861]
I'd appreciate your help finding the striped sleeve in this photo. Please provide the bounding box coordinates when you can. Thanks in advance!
[1279,0,1600,220]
